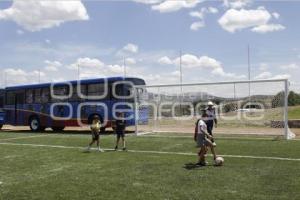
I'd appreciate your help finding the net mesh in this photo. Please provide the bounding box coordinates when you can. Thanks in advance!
[134,80,295,139]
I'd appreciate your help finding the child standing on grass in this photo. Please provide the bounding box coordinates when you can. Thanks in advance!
[113,112,126,151]
[194,113,217,166]
[86,115,104,152]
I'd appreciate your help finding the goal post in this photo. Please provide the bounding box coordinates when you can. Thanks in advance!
[134,79,296,140]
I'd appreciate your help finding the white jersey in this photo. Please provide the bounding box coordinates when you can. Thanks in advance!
[197,120,207,135]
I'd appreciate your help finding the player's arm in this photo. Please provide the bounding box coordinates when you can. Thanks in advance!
[214,109,218,127]
[194,125,198,141]
[204,131,213,140]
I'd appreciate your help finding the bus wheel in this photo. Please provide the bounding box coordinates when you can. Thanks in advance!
[29,117,41,132]
[51,127,65,132]
[0,125,3,130]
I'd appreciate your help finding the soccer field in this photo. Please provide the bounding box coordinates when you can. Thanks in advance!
[0,131,300,200]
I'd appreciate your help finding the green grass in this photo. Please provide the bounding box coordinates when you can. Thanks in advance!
[0,132,300,200]
[289,106,300,119]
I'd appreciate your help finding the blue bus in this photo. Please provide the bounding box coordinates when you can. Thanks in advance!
[0,77,146,132]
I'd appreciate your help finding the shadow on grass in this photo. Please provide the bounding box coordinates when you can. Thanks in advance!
[183,163,204,170]
[0,129,135,136]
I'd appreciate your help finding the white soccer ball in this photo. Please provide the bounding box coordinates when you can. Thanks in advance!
[215,157,224,166]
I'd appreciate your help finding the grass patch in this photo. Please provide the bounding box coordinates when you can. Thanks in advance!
[0,131,299,200]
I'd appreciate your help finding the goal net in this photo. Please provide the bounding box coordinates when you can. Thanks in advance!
[134,79,296,140]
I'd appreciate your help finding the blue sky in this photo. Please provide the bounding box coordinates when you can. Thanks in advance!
[0,0,299,91]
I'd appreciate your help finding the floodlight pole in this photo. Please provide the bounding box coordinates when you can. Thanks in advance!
[248,45,251,104]
[284,79,289,139]
[180,50,183,116]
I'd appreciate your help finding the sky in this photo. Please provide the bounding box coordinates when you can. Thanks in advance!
[0,0,300,92]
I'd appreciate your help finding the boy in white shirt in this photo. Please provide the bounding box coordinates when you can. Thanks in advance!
[194,113,217,166]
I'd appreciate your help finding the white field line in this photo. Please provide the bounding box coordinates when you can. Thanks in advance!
[0,142,300,162]
[139,135,282,141]
[0,134,50,141]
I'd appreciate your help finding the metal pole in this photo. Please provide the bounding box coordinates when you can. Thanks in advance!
[233,83,236,99]
[284,80,289,139]
[248,45,251,105]
[179,50,183,116]
[77,63,80,80]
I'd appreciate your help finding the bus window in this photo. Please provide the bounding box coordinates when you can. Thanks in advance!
[6,91,15,105]
[114,83,133,101]
[41,88,50,103]
[26,89,34,104]
[34,89,42,103]
[52,86,69,102]
[0,96,3,108]
[88,83,106,99]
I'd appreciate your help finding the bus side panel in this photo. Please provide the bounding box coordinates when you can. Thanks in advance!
[0,111,5,125]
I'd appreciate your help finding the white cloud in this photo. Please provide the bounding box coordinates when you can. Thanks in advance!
[280,63,299,70]
[272,74,291,79]
[125,58,137,65]
[259,63,269,71]
[133,0,163,4]
[174,54,222,69]
[272,12,280,19]
[171,70,181,77]
[218,8,272,33]
[107,65,124,74]
[254,71,272,79]
[68,57,105,72]
[16,29,24,35]
[122,43,139,54]
[158,56,173,65]
[254,71,291,80]
[45,39,51,44]
[171,54,245,79]
[44,60,62,72]
[3,68,45,85]
[208,7,219,14]
[152,0,201,13]
[223,0,252,9]
[251,24,285,33]
[211,67,246,79]
[190,21,205,31]
[189,7,218,31]
[0,0,89,32]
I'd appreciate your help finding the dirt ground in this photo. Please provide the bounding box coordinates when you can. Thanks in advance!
[1,125,299,139]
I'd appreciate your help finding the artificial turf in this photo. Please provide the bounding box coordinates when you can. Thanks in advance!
[0,131,299,200]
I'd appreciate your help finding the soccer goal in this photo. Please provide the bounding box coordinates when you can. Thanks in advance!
[134,79,296,140]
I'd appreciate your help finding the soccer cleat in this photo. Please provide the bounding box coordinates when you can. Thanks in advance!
[122,147,127,151]
[212,142,217,147]
[114,146,118,151]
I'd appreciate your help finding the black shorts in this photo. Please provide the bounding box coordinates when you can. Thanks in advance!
[116,130,125,138]
[92,131,99,140]
[206,121,214,135]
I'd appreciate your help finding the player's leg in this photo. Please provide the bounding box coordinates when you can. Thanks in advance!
[197,147,206,166]
[115,134,120,150]
[207,121,216,146]
[205,139,217,160]
[121,134,126,151]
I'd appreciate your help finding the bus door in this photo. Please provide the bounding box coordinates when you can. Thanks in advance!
[14,92,24,125]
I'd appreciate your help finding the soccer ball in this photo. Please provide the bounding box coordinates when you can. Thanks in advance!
[215,157,224,166]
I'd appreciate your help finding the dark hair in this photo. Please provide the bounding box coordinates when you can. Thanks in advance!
[93,115,100,120]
